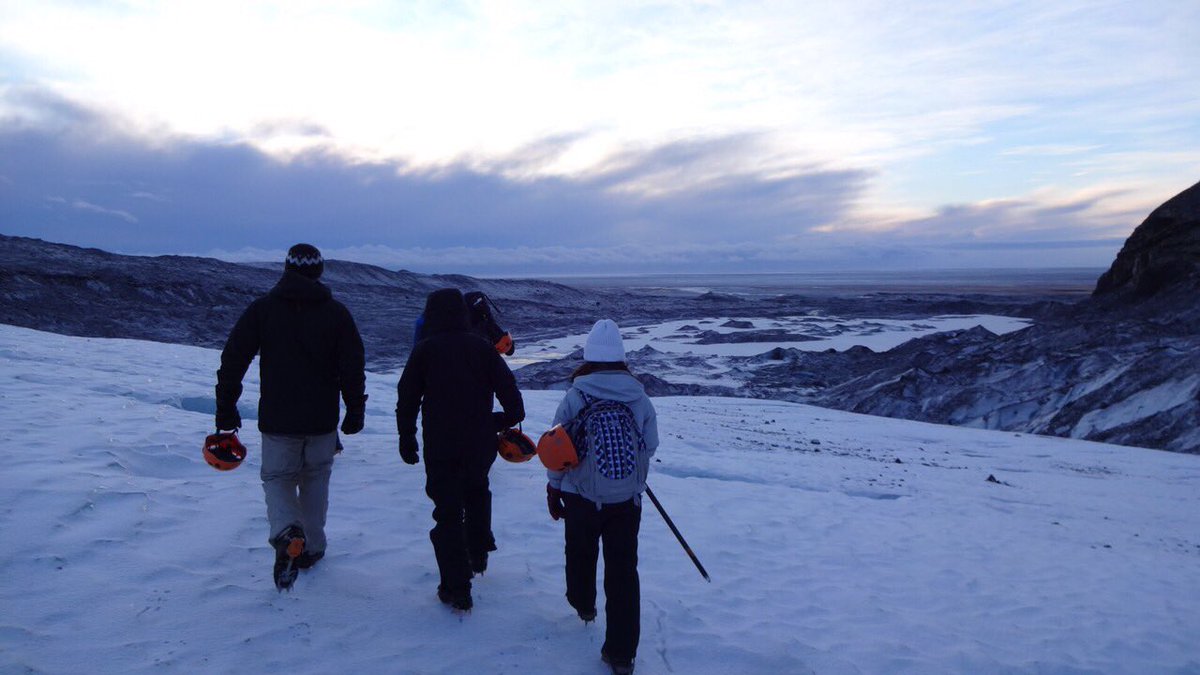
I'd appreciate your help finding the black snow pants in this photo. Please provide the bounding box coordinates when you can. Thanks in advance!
[423,450,497,594]
[563,492,642,662]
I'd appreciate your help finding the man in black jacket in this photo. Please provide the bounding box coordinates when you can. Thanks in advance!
[215,243,367,591]
[396,288,525,611]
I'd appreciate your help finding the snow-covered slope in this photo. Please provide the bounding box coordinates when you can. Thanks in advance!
[1,325,1197,674]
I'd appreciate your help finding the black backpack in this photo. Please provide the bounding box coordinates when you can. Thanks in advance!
[464,291,514,355]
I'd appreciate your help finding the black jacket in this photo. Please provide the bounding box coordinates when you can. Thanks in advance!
[217,270,366,435]
[396,289,525,460]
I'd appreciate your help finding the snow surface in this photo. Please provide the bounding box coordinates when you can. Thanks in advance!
[2,324,1198,675]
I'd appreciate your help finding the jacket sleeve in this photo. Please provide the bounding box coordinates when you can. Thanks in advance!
[546,389,581,489]
[489,350,525,431]
[336,304,367,409]
[641,397,659,457]
[215,302,261,414]
[395,346,425,437]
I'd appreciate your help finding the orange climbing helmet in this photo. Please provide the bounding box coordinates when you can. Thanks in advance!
[493,331,514,356]
[203,431,247,471]
[497,427,537,463]
[536,424,579,471]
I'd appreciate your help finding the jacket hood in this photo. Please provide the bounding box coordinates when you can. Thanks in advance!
[572,371,647,403]
[423,288,470,334]
[270,269,332,302]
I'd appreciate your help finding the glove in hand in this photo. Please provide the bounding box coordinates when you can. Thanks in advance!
[398,434,420,465]
[341,394,368,435]
[546,484,566,521]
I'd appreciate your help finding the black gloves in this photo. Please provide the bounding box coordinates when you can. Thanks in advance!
[341,394,368,435]
[341,411,364,435]
[215,405,241,432]
[399,434,420,465]
[546,484,566,521]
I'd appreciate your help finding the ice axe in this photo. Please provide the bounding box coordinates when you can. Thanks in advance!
[645,486,710,582]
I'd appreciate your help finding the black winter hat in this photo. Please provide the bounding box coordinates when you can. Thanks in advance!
[285,243,324,279]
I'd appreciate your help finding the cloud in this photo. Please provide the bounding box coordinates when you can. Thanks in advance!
[0,89,1167,274]
[890,193,1144,243]
[71,199,138,223]
[5,0,1196,179]
[0,89,869,261]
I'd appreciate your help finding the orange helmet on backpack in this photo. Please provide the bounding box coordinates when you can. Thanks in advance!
[493,332,514,355]
[497,427,537,463]
[203,431,247,471]
[536,424,579,471]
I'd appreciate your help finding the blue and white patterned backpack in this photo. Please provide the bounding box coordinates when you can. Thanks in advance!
[566,391,649,504]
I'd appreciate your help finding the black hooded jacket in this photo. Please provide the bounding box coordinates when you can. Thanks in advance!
[217,270,366,435]
[395,289,525,459]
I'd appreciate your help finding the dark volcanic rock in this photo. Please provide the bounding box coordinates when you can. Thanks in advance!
[692,329,821,345]
[697,291,742,302]
[1094,180,1200,299]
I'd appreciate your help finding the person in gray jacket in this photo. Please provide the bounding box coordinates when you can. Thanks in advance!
[545,319,658,675]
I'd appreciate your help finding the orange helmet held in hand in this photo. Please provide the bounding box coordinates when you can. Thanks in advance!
[498,427,537,463]
[204,432,247,471]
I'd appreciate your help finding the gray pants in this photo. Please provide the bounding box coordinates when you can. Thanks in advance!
[261,431,338,552]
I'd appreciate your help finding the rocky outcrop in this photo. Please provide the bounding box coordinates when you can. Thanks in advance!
[812,181,1200,453]
[1094,180,1200,299]
[811,316,1199,453]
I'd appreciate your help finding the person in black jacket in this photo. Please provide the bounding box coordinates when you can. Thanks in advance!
[395,288,525,611]
[215,243,367,591]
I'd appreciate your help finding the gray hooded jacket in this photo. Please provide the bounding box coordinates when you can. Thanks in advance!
[547,370,659,504]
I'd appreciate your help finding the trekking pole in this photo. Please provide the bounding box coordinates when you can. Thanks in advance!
[644,486,710,582]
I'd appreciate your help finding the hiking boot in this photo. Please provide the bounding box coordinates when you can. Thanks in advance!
[437,585,473,612]
[270,525,306,591]
[295,550,324,570]
[469,551,488,575]
[601,648,634,674]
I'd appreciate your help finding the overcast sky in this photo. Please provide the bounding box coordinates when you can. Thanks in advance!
[1,1,1197,275]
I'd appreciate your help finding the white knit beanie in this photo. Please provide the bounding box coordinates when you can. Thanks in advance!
[584,319,625,362]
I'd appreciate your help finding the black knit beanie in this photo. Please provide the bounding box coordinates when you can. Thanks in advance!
[285,243,324,279]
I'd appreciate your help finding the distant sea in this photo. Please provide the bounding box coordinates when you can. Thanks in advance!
[535,268,1104,298]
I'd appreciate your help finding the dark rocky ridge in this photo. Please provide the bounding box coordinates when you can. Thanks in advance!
[811,181,1200,453]
[1094,180,1200,300]
[0,235,603,370]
